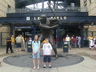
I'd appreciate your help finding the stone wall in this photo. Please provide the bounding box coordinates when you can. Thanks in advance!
[88,25,96,37]
[0,25,10,45]
[0,0,15,17]
[80,0,96,16]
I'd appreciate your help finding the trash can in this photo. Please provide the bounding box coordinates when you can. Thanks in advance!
[27,41,32,52]
[63,41,68,52]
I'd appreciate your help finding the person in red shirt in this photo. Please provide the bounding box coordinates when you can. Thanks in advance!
[73,37,77,48]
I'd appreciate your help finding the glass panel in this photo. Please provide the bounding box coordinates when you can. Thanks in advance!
[26,1,65,10]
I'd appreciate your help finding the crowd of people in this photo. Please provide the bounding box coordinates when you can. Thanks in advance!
[64,35,81,49]
[6,34,26,53]
[6,34,96,70]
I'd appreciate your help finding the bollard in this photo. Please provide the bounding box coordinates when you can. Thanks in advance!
[27,41,32,52]
[63,41,68,52]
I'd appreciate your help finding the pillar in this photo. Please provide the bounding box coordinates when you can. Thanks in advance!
[64,0,67,6]
[85,28,88,39]
[53,0,56,9]
[0,33,1,47]
[57,26,62,48]
[57,0,58,9]
[10,23,13,35]
[80,23,84,47]
[42,0,44,10]
[32,23,36,40]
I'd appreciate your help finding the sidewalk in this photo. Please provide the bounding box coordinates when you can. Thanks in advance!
[0,48,96,72]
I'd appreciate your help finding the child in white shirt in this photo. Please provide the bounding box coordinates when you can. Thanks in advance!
[89,38,94,49]
[42,38,52,68]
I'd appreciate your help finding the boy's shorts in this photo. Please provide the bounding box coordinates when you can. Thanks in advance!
[32,51,40,59]
[43,55,51,63]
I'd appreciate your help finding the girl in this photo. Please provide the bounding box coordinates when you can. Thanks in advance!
[32,35,40,70]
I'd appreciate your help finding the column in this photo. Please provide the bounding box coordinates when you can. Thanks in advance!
[0,33,2,47]
[80,23,84,47]
[10,23,13,35]
[64,0,67,6]
[57,0,58,9]
[32,23,36,40]
[42,0,44,10]
[57,26,62,48]
[85,28,88,39]
[53,0,55,8]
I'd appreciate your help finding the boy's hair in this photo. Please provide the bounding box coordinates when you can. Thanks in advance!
[45,38,50,42]
[45,38,49,40]
[45,38,51,43]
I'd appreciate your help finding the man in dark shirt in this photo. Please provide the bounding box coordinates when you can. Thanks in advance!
[6,35,13,53]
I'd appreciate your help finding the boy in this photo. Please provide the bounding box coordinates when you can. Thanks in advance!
[42,38,52,68]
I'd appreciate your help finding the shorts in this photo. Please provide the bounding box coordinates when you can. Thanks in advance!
[16,43,21,48]
[32,51,40,59]
[43,55,51,63]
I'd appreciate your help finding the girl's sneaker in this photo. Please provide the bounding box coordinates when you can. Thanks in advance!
[33,67,36,70]
[37,67,40,70]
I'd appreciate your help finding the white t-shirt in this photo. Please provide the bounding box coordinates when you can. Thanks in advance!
[66,37,70,41]
[15,36,22,43]
[78,37,81,41]
[42,43,52,55]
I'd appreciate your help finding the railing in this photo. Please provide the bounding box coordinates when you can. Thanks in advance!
[7,7,88,13]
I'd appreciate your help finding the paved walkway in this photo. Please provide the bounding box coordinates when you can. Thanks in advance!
[0,48,96,72]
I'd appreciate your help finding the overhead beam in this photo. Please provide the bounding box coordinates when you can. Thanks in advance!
[0,16,96,24]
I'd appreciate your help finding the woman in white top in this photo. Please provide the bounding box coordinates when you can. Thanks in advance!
[66,35,71,49]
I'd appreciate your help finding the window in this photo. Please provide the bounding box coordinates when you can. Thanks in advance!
[7,5,11,13]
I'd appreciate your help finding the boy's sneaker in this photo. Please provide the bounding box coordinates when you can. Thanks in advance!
[49,65,52,68]
[43,65,46,68]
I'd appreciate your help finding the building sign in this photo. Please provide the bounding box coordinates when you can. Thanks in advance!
[26,17,30,21]
[33,16,67,20]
